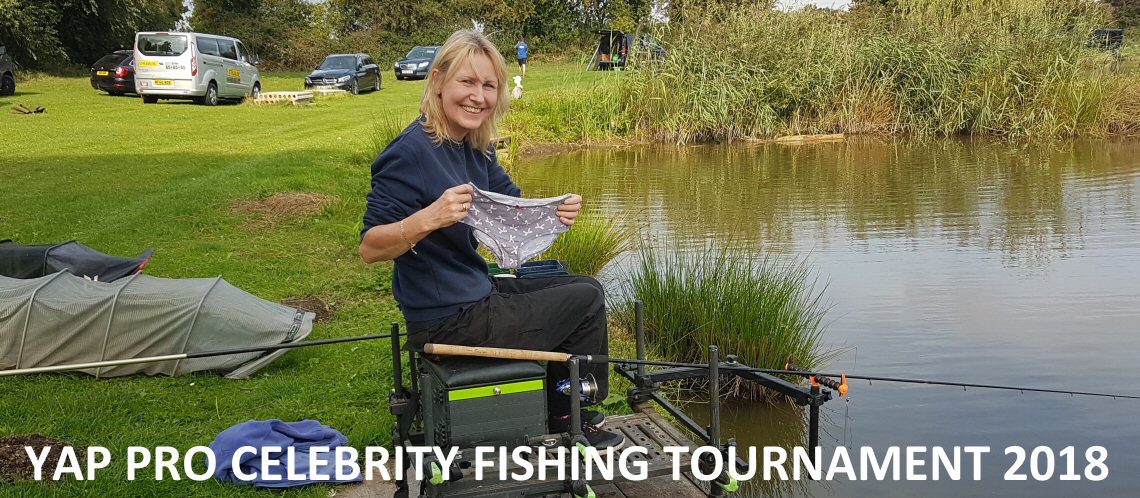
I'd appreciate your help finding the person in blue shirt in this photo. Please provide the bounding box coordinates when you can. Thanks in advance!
[359,29,623,452]
[514,36,529,76]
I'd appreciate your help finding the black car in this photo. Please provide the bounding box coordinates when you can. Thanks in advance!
[1,45,15,96]
[90,50,136,96]
[305,53,380,94]
[394,46,440,80]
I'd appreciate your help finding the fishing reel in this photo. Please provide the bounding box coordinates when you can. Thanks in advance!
[556,373,599,403]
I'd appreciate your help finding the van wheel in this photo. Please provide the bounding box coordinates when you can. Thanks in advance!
[142,95,158,104]
[199,82,218,106]
[349,78,359,95]
[0,74,14,96]
[249,83,261,102]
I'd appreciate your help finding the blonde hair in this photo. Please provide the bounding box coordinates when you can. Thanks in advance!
[421,30,510,152]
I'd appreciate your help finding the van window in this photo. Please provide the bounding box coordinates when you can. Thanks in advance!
[217,39,238,60]
[236,41,250,63]
[138,34,188,56]
[197,37,220,57]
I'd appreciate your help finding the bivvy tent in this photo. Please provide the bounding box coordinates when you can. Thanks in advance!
[0,272,314,379]
[0,240,153,282]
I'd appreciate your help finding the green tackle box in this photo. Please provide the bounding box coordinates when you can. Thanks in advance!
[420,356,548,448]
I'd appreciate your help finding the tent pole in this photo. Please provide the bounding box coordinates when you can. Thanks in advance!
[0,332,399,377]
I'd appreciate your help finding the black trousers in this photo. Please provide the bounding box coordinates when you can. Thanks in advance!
[406,275,609,418]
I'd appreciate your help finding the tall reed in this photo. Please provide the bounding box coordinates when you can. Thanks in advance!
[621,0,1134,142]
[614,242,833,399]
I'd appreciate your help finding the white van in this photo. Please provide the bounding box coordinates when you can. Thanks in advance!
[134,32,261,105]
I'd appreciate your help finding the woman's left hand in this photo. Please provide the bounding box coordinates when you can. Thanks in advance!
[557,194,582,226]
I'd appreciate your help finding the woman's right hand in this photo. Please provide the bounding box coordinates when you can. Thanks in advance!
[423,183,474,230]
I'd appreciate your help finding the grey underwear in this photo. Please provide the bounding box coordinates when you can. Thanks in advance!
[459,183,572,269]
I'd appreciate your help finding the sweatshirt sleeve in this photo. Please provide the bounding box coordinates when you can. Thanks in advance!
[361,142,424,239]
[485,148,522,197]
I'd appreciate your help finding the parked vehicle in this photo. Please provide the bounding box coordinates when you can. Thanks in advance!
[394,46,440,80]
[90,50,136,96]
[133,31,261,105]
[0,45,15,96]
[304,53,380,94]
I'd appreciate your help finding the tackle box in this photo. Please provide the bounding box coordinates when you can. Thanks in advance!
[420,356,548,448]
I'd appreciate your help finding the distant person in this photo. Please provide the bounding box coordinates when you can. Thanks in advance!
[515,36,529,76]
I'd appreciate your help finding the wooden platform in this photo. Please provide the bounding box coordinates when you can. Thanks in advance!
[254,91,313,105]
[339,406,709,498]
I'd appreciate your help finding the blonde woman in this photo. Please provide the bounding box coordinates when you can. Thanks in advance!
[359,30,622,451]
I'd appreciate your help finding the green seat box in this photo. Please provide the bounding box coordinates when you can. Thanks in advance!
[421,356,548,448]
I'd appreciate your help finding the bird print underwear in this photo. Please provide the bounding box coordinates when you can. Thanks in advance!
[459,183,572,269]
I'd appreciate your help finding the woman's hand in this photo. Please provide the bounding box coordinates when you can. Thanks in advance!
[557,194,582,226]
[423,184,475,230]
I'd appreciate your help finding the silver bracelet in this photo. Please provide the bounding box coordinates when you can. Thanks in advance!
[399,219,418,255]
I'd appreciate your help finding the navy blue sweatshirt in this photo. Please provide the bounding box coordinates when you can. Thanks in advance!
[362,118,521,322]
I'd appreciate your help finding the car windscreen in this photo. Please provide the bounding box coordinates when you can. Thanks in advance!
[405,47,438,60]
[318,56,356,70]
[137,34,188,57]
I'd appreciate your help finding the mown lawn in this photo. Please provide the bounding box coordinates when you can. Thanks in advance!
[0,62,620,496]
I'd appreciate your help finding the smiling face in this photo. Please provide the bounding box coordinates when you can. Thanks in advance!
[433,53,499,141]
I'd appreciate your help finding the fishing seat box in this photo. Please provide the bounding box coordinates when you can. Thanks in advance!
[420,356,547,448]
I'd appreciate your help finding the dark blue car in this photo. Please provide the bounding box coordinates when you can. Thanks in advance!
[305,53,381,94]
[394,46,440,80]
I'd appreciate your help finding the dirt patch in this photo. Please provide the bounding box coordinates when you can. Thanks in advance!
[282,295,337,323]
[0,434,83,482]
[231,192,336,227]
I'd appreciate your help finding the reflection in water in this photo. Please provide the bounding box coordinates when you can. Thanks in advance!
[514,139,1140,497]
[514,139,1139,268]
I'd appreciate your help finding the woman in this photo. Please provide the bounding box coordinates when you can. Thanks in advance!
[359,30,622,451]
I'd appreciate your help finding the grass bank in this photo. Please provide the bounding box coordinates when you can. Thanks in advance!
[622,0,1140,142]
[0,64,629,496]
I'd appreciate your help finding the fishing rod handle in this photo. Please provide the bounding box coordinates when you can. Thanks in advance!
[423,343,571,362]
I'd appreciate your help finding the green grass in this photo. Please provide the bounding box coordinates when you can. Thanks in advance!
[613,242,834,400]
[539,207,636,277]
[0,63,614,496]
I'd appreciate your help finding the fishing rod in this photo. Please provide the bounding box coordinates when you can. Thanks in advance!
[422,343,1140,401]
[0,332,401,377]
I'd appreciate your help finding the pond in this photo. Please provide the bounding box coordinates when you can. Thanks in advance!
[511,138,1140,497]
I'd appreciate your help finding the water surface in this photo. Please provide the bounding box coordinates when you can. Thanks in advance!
[513,139,1140,497]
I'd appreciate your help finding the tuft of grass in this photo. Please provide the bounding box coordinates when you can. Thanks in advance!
[613,241,834,400]
[540,208,636,276]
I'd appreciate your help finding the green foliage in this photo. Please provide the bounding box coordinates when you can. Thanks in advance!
[0,0,183,68]
[622,0,1139,141]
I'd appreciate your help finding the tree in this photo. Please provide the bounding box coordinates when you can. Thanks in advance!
[1106,0,1140,27]
[0,0,183,68]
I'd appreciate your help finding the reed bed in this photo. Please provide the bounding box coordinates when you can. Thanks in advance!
[622,0,1136,142]
[614,242,833,399]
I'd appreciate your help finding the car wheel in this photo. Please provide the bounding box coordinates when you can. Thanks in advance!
[108,91,123,97]
[396,75,404,81]
[249,83,261,102]
[142,95,158,104]
[375,75,382,91]
[349,78,359,95]
[199,82,218,106]
[0,74,14,96]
